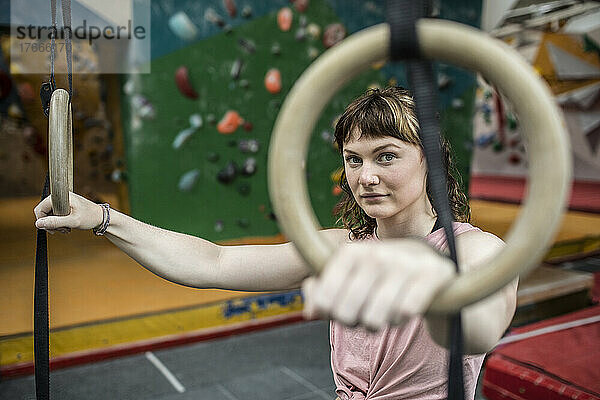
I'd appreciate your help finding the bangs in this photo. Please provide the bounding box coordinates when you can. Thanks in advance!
[334,87,421,152]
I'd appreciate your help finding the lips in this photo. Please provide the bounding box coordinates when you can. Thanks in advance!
[360,194,388,198]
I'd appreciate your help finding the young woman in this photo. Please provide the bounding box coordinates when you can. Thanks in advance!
[34,87,517,400]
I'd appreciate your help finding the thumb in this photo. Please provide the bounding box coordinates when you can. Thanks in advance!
[36,215,74,230]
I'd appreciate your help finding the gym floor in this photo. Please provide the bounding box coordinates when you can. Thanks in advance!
[0,319,491,400]
[0,321,338,400]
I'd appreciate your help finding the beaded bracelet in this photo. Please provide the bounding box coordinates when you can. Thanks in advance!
[93,203,111,236]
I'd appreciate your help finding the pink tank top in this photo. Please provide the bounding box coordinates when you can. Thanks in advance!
[331,222,485,400]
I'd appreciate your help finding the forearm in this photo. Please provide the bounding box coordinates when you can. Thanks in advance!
[104,208,221,288]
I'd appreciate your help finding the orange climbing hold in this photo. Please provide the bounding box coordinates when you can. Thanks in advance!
[277,7,292,31]
[264,68,282,94]
[217,110,243,134]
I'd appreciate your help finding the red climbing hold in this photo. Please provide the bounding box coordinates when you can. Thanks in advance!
[277,7,293,31]
[294,0,309,12]
[175,66,199,99]
[217,110,243,134]
[265,68,282,94]
[223,0,237,17]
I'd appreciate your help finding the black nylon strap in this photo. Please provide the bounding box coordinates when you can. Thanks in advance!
[35,1,73,398]
[34,174,50,400]
[386,1,465,399]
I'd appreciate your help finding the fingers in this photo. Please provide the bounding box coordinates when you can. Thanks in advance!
[303,239,457,331]
[331,253,383,326]
[388,257,455,325]
[33,195,54,219]
[309,245,360,317]
[360,270,409,330]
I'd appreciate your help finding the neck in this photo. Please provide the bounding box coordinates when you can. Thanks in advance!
[375,197,437,240]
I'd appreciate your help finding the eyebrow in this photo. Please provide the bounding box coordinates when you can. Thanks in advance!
[343,144,402,155]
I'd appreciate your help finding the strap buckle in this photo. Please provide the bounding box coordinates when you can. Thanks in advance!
[40,80,55,118]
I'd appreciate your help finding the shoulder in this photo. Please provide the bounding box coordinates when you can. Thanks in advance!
[455,227,505,271]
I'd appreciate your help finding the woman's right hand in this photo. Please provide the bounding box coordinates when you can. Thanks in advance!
[34,192,104,234]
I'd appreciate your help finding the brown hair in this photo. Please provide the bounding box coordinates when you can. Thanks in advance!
[333,86,470,240]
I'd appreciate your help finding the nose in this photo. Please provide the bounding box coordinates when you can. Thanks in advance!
[358,166,379,186]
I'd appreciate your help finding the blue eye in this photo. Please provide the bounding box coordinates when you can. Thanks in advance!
[345,156,361,164]
[378,153,396,162]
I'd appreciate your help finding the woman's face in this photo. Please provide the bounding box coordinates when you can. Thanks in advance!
[343,133,429,220]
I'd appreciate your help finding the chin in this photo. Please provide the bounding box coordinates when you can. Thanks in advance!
[361,204,398,219]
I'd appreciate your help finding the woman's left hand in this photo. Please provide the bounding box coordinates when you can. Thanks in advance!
[302,238,456,330]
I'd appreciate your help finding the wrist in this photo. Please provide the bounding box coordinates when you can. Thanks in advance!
[93,203,111,235]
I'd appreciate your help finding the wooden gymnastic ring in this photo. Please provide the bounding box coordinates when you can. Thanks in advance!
[48,88,73,216]
[267,20,572,314]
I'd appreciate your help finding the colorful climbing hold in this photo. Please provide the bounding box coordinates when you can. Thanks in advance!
[265,68,282,94]
[323,23,345,48]
[168,12,198,41]
[271,42,282,55]
[492,141,504,153]
[243,121,253,132]
[241,157,257,176]
[189,114,203,128]
[217,110,243,134]
[508,153,521,164]
[172,127,196,150]
[131,95,155,119]
[295,27,307,41]
[241,5,252,18]
[175,66,199,99]
[223,0,237,17]
[217,162,238,184]
[178,169,200,191]
[332,185,342,196]
[238,38,256,54]
[294,0,309,13]
[307,23,320,39]
[476,132,496,148]
[277,7,293,32]
[205,8,225,28]
[214,220,224,232]
[239,139,260,153]
[230,58,243,80]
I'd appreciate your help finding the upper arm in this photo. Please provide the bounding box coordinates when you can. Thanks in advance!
[456,230,518,310]
[456,230,519,352]
[214,228,348,291]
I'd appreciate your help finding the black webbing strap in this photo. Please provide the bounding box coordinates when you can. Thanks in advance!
[34,174,50,400]
[35,1,72,398]
[386,1,465,399]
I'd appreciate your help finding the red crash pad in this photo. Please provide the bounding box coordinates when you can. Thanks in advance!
[483,306,600,400]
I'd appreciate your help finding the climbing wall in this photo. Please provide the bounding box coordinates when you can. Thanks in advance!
[121,0,482,241]
[471,4,600,212]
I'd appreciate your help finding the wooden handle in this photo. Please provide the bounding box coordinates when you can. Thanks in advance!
[267,20,572,314]
[49,89,73,216]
